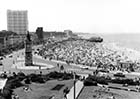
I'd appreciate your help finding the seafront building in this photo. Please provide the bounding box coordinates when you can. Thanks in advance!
[36,27,44,41]
[7,10,28,35]
[0,30,17,46]
[64,30,73,37]
[4,10,29,49]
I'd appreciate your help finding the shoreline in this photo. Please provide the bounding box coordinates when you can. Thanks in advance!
[78,33,140,62]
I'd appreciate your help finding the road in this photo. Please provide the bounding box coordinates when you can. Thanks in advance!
[0,44,140,79]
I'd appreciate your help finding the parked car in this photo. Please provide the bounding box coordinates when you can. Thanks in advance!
[9,55,13,58]
[98,69,109,73]
[114,72,125,77]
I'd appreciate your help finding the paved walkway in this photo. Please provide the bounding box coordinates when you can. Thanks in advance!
[11,56,54,70]
[34,54,97,70]
[66,68,93,74]
[34,54,140,77]
[67,80,84,99]
[66,74,88,99]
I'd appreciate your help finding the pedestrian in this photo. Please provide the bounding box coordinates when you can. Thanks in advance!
[13,94,19,99]
[40,71,42,75]
[39,66,41,70]
[63,87,69,99]
[64,93,67,99]
[57,63,59,68]
[51,95,55,99]
[9,70,11,74]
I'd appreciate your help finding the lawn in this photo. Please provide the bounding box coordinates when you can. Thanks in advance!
[14,79,74,99]
[78,85,140,99]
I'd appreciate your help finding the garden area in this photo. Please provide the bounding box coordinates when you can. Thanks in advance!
[84,74,140,87]
[0,71,80,99]
[78,85,140,99]
[78,74,140,99]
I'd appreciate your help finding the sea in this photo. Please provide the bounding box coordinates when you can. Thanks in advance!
[78,33,140,52]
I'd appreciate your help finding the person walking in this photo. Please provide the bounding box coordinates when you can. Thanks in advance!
[64,93,67,99]
[63,87,69,99]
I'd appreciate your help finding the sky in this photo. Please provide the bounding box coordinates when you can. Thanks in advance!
[1,0,140,33]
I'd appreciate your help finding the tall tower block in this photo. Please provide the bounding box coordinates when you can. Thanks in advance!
[25,31,33,66]
[7,10,28,34]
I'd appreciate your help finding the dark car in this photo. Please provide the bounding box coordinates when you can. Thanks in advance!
[98,69,109,73]
[114,72,125,77]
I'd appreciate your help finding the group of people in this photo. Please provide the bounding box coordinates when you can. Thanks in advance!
[37,39,139,72]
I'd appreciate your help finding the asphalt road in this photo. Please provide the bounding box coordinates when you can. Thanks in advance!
[0,45,140,80]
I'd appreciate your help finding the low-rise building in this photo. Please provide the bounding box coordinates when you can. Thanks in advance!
[7,34,25,45]
[43,31,67,39]
[64,30,73,37]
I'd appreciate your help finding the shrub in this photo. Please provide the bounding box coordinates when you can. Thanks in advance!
[111,78,124,84]
[84,75,109,85]
[46,71,78,80]
[17,71,25,77]
[0,87,13,99]
[0,73,7,79]
[7,76,15,80]
[6,79,24,89]
[84,79,97,86]
[96,77,108,85]
[16,73,26,81]
[24,78,31,84]
[27,73,38,82]
[36,77,45,83]
[111,78,138,85]
[27,73,45,83]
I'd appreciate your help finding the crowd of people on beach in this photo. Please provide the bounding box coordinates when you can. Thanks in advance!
[37,39,139,72]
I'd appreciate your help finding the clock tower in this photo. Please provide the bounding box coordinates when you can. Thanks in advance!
[25,31,33,66]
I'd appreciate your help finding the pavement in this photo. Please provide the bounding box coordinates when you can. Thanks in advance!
[12,56,54,70]
[34,54,140,78]
[2,47,140,79]
[2,45,140,99]
[67,80,84,99]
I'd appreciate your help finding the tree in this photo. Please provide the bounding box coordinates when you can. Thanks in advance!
[0,87,13,99]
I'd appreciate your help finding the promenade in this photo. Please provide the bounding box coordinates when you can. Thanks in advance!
[67,80,84,99]
[1,44,140,99]
[0,45,90,99]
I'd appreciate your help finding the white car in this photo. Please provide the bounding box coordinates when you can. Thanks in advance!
[9,55,13,58]
[81,66,89,70]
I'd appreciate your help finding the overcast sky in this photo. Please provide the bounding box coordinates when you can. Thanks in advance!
[0,0,140,33]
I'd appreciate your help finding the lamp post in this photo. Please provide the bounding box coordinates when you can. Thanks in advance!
[73,72,76,99]
[2,63,4,72]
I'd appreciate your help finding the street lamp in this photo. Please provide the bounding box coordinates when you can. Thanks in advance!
[73,72,76,99]
[2,63,4,72]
